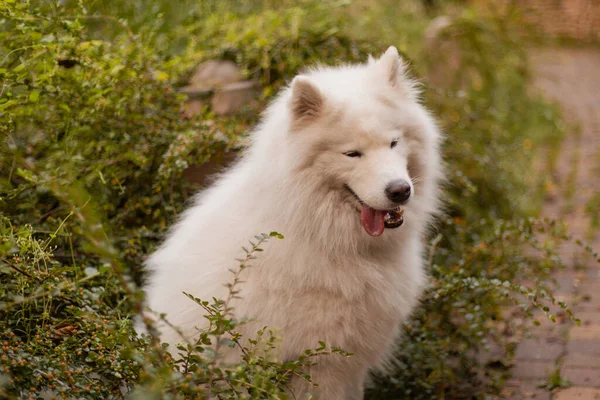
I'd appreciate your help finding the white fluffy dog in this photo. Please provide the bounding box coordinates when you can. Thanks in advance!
[143,46,443,399]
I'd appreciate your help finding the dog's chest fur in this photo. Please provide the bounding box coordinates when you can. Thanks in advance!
[229,236,424,364]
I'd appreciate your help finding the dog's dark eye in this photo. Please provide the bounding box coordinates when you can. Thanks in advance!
[344,151,362,158]
[390,139,398,149]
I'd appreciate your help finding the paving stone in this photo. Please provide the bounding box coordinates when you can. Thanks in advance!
[188,59,242,89]
[569,326,600,341]
[501,380,551,399]
[554,387,600,400]
[576,304,600,313]
[575,281,600,290]
[567,340,600,356]
[555,272,581,292]
[563,367,600,387]
[573,287,600,312]
[564,353,600,369]
[212,80,258,115]
[529,322,564,342]
[556,292,577,305]
[423,16,461,88]
[512,360,555,380]
[576,312,600,326]
[515,338,564,361]
[510,46,600,397]
[181,59,260,116]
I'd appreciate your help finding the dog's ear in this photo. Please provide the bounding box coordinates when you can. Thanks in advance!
[290,77,323,123]
[373,46,419,98]
[376,46,406,88]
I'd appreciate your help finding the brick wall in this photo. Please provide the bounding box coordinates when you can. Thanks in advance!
[510,0,599,42]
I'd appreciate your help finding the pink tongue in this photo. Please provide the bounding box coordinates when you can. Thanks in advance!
[360,205,386,236]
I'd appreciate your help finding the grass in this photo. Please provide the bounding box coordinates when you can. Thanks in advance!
[585,144,600,240]
[538,361,572,391]
[585,194,600,241]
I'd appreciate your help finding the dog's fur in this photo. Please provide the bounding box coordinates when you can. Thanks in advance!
[143,47,443,399]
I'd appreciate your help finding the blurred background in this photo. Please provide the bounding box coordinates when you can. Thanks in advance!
[1,1,599,399]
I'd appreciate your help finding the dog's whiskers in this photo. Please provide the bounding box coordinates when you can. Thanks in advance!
[411,175,423,187]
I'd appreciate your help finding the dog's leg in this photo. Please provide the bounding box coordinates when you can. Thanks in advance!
[288,358,366,400]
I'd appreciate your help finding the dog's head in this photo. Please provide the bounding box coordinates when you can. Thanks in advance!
[283,47,442,237]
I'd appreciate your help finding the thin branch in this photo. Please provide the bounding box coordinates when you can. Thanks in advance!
[36,204,63,224]
[428,233,443,269]
[0,273,101,310]
[5,260,36,279]
[0,79,7,98]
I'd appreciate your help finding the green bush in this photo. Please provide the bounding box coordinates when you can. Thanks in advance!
[0,0,589,398]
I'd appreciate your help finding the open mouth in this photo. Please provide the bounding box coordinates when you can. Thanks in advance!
[344,184,405,237]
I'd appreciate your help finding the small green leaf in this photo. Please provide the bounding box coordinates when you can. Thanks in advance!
[29,90,40,102]
[269,231,284,239]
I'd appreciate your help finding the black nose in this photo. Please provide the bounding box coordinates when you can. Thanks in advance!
[385,179,411,204]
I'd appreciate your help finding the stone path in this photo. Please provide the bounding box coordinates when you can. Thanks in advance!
[504,47,600,400]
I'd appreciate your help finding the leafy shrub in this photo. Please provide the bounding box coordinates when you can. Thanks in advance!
[0,0,588,398]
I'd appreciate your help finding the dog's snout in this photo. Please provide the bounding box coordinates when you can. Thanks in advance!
[385,179,411,204]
